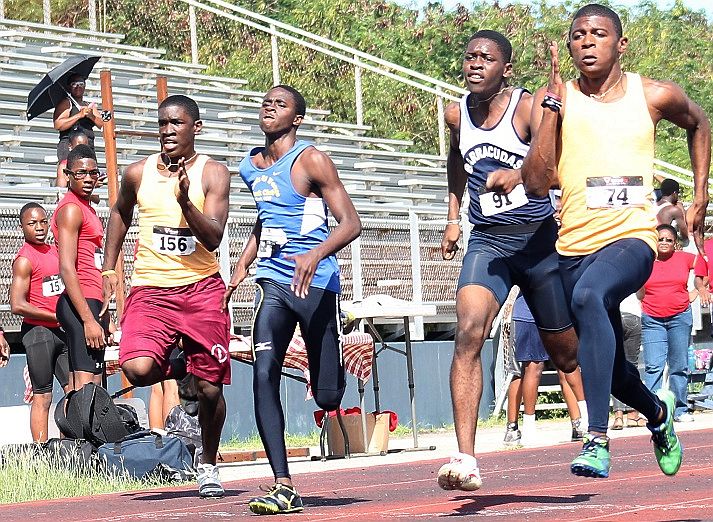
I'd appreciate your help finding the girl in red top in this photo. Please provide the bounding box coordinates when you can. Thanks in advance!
[10,203,69,441]
[639,224,697,422]
[51,144,107,390]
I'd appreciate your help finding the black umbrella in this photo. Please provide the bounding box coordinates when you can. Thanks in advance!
[26,54,101,120]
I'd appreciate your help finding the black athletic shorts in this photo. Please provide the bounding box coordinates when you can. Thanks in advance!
[56,294,107,374]
[21,323,70,393]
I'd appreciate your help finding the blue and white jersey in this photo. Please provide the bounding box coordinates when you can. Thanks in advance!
[458,88,553,226]
[239,140,340,293]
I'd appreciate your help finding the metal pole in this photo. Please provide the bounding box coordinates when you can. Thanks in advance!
[88,0,97,32]
[402,316,419,448]
[0,0,5,20]
[408,209,424,340]
[42,0,51,25]
[270,23,280,86]
[100,69,131,397]
[156,76,168,104]
[189,5,199,65]
[436,90,446,157]
[354,55,363,127]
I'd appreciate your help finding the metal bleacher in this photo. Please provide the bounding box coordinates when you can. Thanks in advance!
[0,19,457,333]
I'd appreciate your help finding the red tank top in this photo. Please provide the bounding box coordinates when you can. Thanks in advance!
[51,189,104,301]
[14,242,62,328]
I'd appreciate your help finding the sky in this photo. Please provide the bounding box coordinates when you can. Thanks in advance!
[393,0,713,19]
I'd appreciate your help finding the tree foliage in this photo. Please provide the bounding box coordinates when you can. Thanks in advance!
[9,0,712,168]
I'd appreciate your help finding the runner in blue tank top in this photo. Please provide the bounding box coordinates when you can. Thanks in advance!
[223,85,361,516]
[437,30,581,492]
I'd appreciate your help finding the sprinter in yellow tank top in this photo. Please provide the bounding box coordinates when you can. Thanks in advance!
[100,95,231,498]
[522,3,710,480]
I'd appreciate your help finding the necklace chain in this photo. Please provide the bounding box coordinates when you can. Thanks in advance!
[468,85,511,108]
[582,72,623,100]
[158,151,198,174]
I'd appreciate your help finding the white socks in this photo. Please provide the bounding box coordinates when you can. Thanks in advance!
[577,400,589,431]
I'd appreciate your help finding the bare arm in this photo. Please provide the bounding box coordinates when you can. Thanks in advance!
[645,78,711,255]
[0,329,7,367]
[176,157,230,252]
[100,161,141,315]
[441,102,465,261]
[10,257,57,324]
[53,99,90,132]
[695,275,711,306]
[287,147,362,297]
[222,220,261,311]
[485,93,534,193]
[522,42,564,197]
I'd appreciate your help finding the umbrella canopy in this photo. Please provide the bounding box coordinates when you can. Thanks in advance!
[26,54,101,121]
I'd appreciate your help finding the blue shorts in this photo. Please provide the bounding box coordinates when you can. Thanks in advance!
[513,320,549,362]
[457,217,572,332]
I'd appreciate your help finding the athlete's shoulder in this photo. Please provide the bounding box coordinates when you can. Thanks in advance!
[295,145,334,169]
[203,156,230,176]
[445,101,461,130]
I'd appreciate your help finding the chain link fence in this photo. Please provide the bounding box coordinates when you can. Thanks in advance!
[0,203,461,333]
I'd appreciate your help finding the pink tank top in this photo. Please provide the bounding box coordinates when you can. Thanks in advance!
[51,189,104,301]
[14,242,62,327]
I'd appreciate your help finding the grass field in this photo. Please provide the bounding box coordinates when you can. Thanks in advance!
[0,444,168,504]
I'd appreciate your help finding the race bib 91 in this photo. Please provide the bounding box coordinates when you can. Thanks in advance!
[585,176,647,209]
[153,226,196,256]
[94,247,104,270]
[479,184,529,217]
[42,275,64,297]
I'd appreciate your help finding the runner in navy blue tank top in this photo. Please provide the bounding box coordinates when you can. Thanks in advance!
[437,30,581,492]
[223,85,361,515]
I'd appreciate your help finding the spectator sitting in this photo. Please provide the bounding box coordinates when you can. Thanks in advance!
[639,224,697,423]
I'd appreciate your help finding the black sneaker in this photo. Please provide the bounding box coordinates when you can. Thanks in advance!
[571,418,584,441]
[248,483,304,515]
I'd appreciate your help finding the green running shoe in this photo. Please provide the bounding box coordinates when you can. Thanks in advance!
[248,483,304,515]
[648,389,683,476]
[570,433,610,478]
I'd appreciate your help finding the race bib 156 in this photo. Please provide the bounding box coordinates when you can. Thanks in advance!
[153,226,196,256]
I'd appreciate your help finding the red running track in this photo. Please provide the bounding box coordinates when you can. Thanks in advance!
[4,429,712,521]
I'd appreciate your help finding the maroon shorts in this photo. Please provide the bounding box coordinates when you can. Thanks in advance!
[119,273,231,385]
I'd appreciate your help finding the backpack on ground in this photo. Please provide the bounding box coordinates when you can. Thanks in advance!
[165,404,203,466]
[41,438,99,471]
[98,430,195,481]
[55,383,141,447]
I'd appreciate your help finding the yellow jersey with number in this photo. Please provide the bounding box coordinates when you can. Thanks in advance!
[132,153,220,288]
[556,72,658,256]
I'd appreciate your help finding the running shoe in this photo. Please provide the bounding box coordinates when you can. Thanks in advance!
[197,463,224,498]
[503,422,522,447]
[437,452,482,491]
[571,418,585,441]
[570,434,610,478]
[248,483,304,515]
[648,389,683,476]
[674,412,694,423]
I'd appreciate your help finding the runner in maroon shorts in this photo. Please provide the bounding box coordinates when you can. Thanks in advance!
[101,95,231,498]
